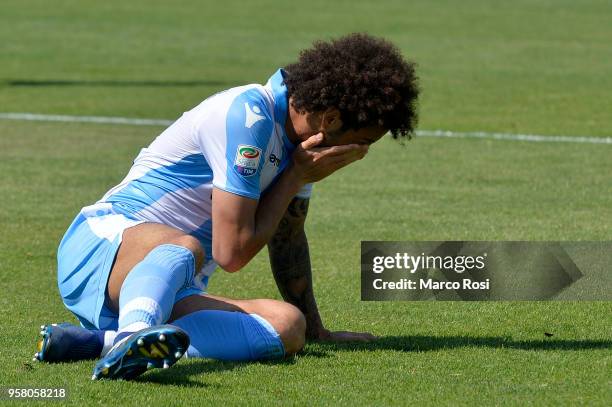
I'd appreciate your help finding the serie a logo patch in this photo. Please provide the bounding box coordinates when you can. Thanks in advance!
[234,144,262,176]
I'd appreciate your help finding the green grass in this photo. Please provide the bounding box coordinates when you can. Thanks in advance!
[0,1,611,405]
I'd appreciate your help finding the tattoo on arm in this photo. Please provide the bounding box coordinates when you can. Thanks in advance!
[268,197,323,339]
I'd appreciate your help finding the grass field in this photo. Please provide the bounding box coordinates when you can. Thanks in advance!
[1,1,611,405]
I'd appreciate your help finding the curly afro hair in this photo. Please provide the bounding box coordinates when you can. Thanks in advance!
[284,33,419,139]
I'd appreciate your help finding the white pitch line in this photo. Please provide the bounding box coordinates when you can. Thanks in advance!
[416,130,612,145]
[1,112,611,145]
[0,112,173,126]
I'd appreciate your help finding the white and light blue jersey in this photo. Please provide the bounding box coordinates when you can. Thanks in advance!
[87,69,312,278]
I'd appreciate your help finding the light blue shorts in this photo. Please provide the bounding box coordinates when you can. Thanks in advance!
[57,203,206,330]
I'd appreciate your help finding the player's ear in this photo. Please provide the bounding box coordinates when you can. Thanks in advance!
[320,108,342,133]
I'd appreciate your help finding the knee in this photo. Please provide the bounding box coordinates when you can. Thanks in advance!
[167,235,205,270]
[271,302,306,355]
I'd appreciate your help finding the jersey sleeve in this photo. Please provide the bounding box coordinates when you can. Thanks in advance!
[195,88,274,200]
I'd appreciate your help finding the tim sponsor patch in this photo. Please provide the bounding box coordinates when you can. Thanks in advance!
[234,144,262,176]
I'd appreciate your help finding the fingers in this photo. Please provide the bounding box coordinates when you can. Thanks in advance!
[327,331,379,343]
[360,333,379,341]
[350,333,377,342]
[307,146,368,178]
[292,138,369,184]
[320,149,367,171]
[312,143,369,159]
[351,335,376,343]
[328,156,361,171]
[311,146,368,169]
[299,133,324,150]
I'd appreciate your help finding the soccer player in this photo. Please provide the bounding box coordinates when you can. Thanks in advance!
[35,33,419,380]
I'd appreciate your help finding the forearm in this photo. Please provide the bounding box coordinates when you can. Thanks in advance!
[268,199,324,339]
[221,167,305,271]
[253,167,304,246]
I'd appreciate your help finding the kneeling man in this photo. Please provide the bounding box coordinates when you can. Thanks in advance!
[35,33,419,380]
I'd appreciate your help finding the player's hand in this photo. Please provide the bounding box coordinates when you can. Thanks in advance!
[290,133,369,185]
[317,328,378,343]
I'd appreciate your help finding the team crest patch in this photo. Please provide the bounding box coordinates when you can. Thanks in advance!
[234,144,262,176]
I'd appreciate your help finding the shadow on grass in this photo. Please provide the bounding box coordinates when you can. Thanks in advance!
[306,335,612,355]
[132,336,610,385]
[136,354,298,386]
[3,79,235,87]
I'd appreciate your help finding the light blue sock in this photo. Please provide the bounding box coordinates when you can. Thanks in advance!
[171,310,285,361]
[116,244,195,341]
